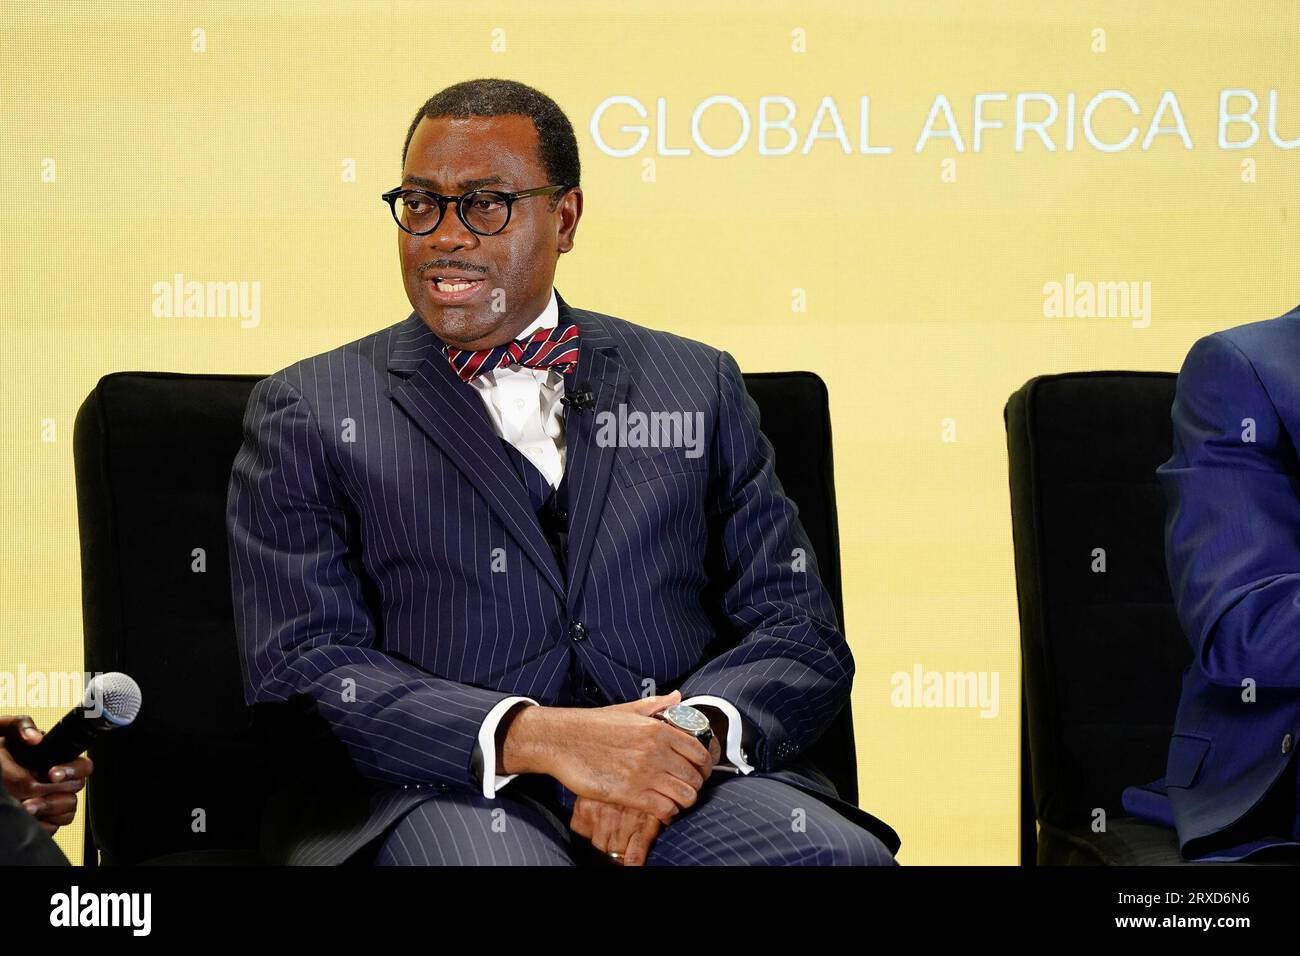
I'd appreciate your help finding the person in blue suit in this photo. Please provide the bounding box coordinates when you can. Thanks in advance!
[1122,303,1300,861]
[226,78,900,866]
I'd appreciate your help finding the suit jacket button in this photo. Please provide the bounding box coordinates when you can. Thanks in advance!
[569,621,587,641]
[1283,733,1294,755]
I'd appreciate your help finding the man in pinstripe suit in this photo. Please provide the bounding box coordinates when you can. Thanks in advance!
[227,79,900,866]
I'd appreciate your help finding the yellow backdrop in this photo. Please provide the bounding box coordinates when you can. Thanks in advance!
[3,0,1297,865]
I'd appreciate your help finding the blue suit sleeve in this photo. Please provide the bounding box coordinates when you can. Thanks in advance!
[678,351,855,772]
[227,375,521,788]
[1158,332,1300,689]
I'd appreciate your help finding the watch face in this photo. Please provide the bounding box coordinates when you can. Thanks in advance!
[663,703,710,734]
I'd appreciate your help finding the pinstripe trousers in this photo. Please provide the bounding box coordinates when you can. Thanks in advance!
[368,770,898,866]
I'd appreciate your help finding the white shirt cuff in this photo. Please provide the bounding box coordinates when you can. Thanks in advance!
[681,694,754,774]
[476,696,539,798]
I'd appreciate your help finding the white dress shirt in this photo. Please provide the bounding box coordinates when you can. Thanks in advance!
[466,287,755,797]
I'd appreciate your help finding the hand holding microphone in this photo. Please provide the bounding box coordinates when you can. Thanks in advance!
[0,672,140,835]
[0,716,92,835]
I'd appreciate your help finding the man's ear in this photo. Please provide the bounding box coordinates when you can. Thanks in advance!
[556,188,582,253]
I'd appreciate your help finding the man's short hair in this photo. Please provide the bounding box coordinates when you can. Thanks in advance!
[402,78,581,210]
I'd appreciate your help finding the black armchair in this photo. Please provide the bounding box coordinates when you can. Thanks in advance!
[72,369,859,864]
[1006,372,1193,864]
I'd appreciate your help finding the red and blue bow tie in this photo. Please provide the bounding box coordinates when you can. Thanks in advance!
[445,319,580,383]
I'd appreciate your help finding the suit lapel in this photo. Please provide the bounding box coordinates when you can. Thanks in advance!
[384,289,633,607]
[385,309,566,601]
[558,293,630,603]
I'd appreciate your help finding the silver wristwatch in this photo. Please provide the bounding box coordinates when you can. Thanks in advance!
[654,702,714,750]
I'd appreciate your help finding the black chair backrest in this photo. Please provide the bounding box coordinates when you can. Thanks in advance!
[1004,372,1191,864]
[74,373,267,864]
[73,368,856,863]
[742,372,858,805]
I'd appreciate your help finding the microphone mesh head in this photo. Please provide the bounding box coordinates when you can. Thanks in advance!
[85,672,142,725]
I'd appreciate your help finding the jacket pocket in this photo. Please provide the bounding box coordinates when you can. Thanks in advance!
[618,449,708,488]
[1165,732,1212,789]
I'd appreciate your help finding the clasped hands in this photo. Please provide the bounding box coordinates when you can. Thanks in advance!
[499,689,723,866]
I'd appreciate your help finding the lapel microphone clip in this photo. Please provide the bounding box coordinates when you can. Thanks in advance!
[562,384,596,413]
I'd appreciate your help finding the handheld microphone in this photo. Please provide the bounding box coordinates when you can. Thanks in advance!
[561,384,596,413]
[12,672,142,775]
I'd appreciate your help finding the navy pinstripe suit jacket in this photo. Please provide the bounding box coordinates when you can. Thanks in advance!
[227,287,899,864]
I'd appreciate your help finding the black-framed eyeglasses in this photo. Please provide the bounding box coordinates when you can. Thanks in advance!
[381,183,571,237]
